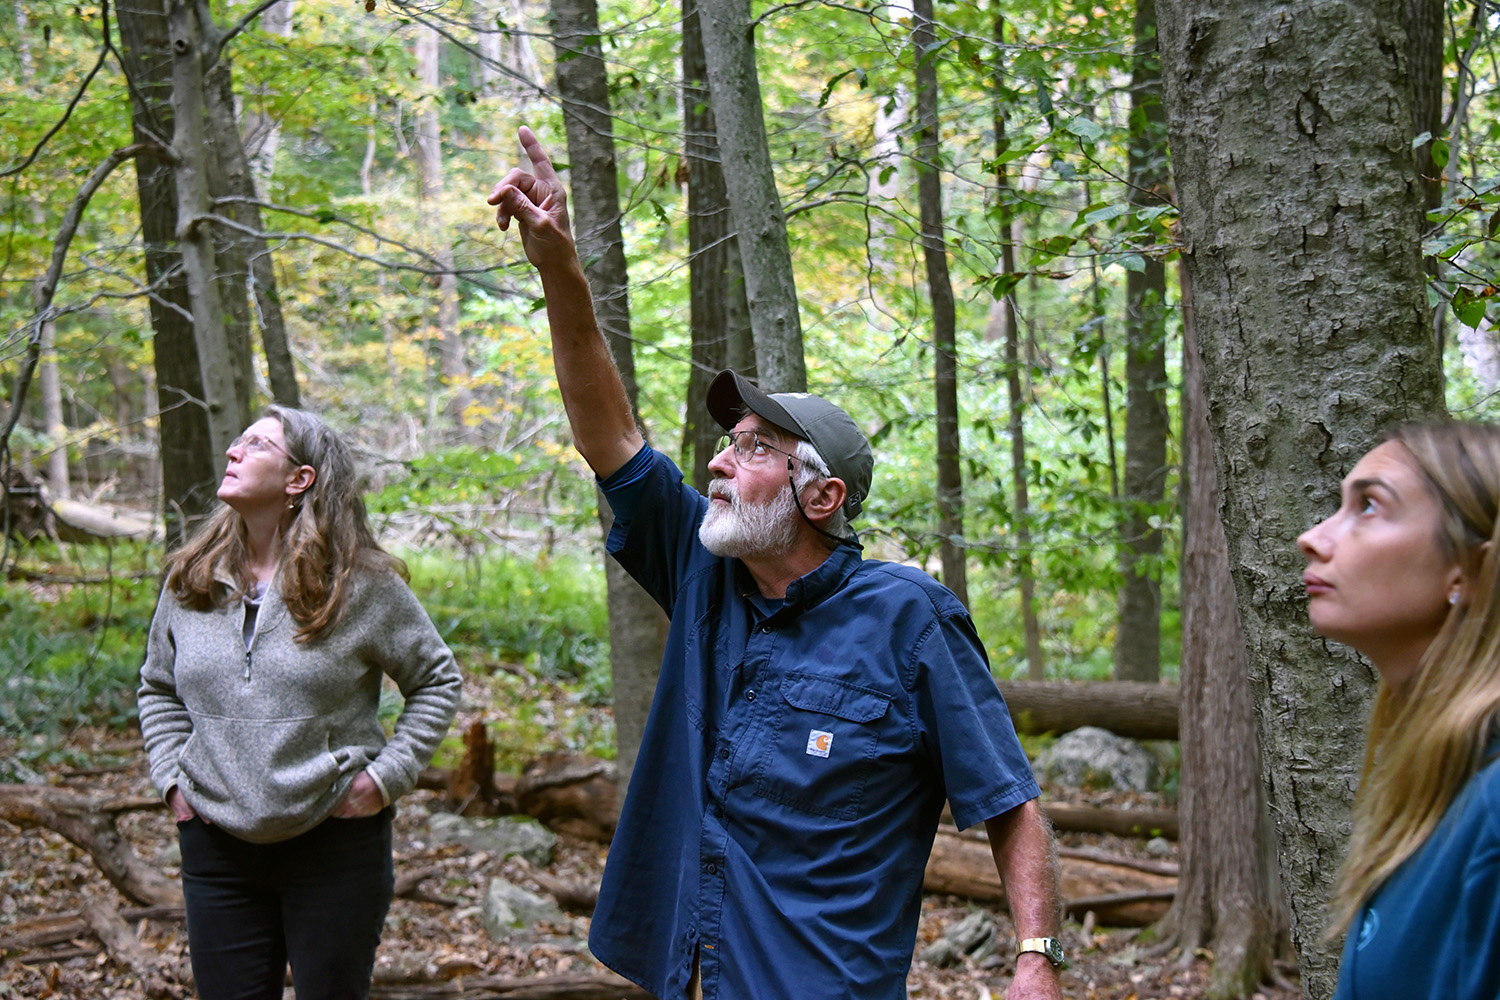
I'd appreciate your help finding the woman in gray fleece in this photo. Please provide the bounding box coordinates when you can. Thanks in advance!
[137,405,461,1000]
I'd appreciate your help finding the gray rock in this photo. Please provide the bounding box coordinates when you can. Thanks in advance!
[427,813,557,867]
[1033,726,1160,792]
[480,877,567,940]
[944,910,998,960]
[1145,836,1172,858]
[0,757,43,784]
[920,937,964,968]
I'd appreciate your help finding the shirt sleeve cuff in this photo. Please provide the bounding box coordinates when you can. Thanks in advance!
[368,769,392,808]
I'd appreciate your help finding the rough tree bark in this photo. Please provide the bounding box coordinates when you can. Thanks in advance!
[1156,2,1445,994]
[681,0,754,492]
[1160,267,1282,999]
[1115,0,1169,683]
[549,0,669,795]
[913,0,967,607]
[694,0,805,390]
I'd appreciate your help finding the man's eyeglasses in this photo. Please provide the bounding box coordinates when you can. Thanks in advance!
[229,433,291,460]
[718,429,799,468]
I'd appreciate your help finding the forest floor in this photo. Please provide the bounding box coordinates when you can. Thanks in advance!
[0,706,1304,1000]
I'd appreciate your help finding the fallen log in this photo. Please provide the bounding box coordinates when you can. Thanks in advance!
[923,827,1174,926]
[0,905,183,951]
[1044,801,1178,840]
[514,753,618,843]
[996,680,1180,740]
[368,971,653,999]
[0,784,182,907]
[82,893,179,997]
[51,497,160,543]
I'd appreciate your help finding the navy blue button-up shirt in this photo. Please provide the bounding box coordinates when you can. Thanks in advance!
[588,445,1039,1000]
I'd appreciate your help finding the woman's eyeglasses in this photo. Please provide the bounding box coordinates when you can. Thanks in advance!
[229,433,290,460]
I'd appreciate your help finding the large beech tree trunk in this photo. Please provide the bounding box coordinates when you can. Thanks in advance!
[1156,3,1444,994]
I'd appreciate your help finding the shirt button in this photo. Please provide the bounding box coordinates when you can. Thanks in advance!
[687,928,698,940]
[745,689,756,701]
[718,747,730,760]
[761,626,771,633]
[705,862,718,875]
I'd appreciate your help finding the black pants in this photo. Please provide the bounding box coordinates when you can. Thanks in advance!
[177,811,395,1000]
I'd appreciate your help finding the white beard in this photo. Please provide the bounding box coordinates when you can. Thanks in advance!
[698,477,801,558]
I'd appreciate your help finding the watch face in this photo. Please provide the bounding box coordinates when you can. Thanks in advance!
[1044,939,1065,964]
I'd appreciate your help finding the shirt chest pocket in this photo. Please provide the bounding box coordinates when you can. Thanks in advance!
[751,673,895,821]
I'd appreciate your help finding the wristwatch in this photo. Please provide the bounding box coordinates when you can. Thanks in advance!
[1017,936,1066,968]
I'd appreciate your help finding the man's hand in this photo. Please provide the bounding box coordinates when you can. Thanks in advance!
[1007,952,1064,1000]
[487,126,577,272]
[331,771,385,818]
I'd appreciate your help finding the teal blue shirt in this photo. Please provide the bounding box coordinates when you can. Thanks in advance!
[1333,741,1500,1000]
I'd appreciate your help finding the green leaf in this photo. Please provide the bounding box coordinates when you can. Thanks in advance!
[1064,116,1104,142]
[1431,138,1450,170]
[1083,203,1130,226]
[1453,287,1488,328]
[1118,254,1147,273]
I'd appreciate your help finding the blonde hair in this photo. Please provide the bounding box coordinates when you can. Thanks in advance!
[164,406,405,641]
[1329,421,1500,933]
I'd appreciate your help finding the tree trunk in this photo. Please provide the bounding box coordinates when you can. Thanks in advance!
[913,0,967,607]
[206,44,300,408]
[681,0,754,492]
[1115,0,1169,684]
[1405,0,1444,216]
[38,303,68,498]
[992,11,1043,677]
[1164,264,1282,999]
[415,25,471,436]
[695,0,805,391]
[169,0,251,471]
[1156,3,1444,994]
[116,0,227,542]
[549,0,669,796]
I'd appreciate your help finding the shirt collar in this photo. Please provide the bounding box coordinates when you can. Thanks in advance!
[737,542,863,620]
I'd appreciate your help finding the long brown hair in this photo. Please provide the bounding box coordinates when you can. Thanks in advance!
[164,406,405,641]
[1329,421,1500,933]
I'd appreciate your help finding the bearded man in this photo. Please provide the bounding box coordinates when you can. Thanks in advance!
[489,126,1064,1000]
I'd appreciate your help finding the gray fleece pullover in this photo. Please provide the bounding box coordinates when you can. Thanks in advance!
[138,569,461,844]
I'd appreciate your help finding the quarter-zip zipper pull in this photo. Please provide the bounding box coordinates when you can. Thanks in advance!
[244,648,253,681]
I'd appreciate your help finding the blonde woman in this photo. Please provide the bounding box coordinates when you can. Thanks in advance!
[1298,422,1500,1000]
[138,406,460,1000]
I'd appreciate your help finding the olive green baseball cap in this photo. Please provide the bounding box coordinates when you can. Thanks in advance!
[705,369,874,521]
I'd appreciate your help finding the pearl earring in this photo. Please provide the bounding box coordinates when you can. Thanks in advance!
[1450,590,1461,606]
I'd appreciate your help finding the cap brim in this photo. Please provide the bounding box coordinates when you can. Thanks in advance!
[705,370,810,440]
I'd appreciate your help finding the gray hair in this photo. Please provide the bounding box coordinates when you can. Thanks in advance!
[792,439,849,542]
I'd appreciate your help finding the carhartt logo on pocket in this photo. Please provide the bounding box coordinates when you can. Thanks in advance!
[806,730,832,757]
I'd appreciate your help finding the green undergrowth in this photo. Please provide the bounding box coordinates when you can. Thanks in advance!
[0,541,614,770]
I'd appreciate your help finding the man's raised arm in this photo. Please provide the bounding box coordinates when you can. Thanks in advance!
[487,126,644,479]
